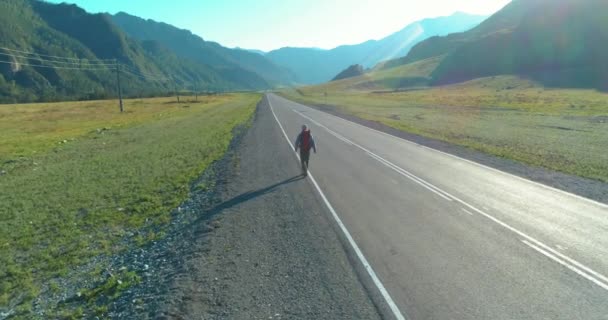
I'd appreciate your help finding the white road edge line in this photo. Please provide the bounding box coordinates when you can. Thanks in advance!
[280,96,608,293]
[293,109,453,201]
[276,94,608,209]
[522,240,608,291]
[267,96,407,320]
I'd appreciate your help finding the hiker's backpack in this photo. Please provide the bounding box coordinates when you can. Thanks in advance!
[301,130,311,151]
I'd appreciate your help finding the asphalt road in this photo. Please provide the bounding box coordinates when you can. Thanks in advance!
[158,97,381,320]
[266,93,608,320]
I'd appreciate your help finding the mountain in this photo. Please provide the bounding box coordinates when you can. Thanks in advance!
[110,12,296,86]
[265,47,344,85]
[0,0,271,103]
[332,64,365,81]
[402,0,608,90]
[236,48,266,56]
[265,12,487,84]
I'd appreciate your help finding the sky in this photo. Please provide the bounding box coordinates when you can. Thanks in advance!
[47,0,511,52]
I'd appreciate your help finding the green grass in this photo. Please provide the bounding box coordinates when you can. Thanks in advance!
[280,74,608,182]
[80,269,141,303]
[319,56,442,92]
[0,94,260,315]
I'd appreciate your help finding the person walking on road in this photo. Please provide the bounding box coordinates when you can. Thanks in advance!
[294,124,317,176]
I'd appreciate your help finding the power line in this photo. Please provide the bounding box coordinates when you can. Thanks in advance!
[121,69,169,82]
[0,59,112,71]
[120,64,170,80]
[0,52,116,67]
[0,46,114,63]
[121,65,162,77]
[119,64,142,73]
[0,47,185,109]
[1,47,184,85]
[121,65,171,81]
[121,65,157,78]
[1,47,175,82]
[0,58,169,80]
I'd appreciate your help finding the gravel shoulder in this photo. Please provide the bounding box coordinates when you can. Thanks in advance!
[154,98,382,319]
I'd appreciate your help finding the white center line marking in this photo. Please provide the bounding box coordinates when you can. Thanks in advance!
[522,240,608,291]
[366,151,453,201]
[276,94,608,210]
[286,99,608,293]
[293,109,453,201]
[462,208,474,216]
[267,96,408,320]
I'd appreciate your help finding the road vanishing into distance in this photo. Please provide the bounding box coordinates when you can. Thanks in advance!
[265,93,608,320]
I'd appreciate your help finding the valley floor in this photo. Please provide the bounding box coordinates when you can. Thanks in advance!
[3,87,606,318]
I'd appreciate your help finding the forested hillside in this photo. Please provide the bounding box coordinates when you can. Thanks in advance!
[0,0,272,103]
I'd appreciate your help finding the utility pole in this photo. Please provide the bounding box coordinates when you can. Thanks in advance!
[115,60,123,112]
[195,83,198,102]
[173,78,180,103]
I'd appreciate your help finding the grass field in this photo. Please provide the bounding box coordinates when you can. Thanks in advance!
[318,56,441,92]
[0,94,260,315]
[281,75,608,182]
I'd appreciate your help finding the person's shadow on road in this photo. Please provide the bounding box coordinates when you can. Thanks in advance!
[194,175,305,224]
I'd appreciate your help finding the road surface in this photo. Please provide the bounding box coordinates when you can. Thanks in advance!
[154,96,381,319]
[266,93,608,320]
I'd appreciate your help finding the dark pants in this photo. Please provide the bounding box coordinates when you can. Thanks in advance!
[300,150,310,174]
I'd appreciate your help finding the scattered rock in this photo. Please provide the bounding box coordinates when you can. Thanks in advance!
[30,122,250,319]
[96,127,112,134]
[77,208,89,218]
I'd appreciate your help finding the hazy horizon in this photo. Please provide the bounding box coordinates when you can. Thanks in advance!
[47,0,510,51]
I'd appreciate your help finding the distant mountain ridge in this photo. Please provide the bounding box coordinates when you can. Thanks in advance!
[400,0,608,90]
[236,48,266,56]
[265,12,487,84]
[110,12,297,86]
